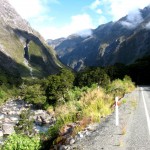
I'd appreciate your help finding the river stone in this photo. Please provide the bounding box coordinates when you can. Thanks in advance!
[2,124,15,135]
[77,132,84,139]
[0,130,3,137]
[87,123,99,131]
[0,114,4,120]
[10,116,19,122]
[69,138,75,145]
[8,111,16,115]
[4,117,11,123]
[59,145,67,150]
[2,107,9,112]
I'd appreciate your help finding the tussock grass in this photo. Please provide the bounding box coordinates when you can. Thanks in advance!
[106,76,135,98]
[48,76,135,144]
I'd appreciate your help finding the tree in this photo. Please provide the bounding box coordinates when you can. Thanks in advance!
[105,63,128,81]
[23,84,46,107]
[75,67,110,87]
[46,69,75,105]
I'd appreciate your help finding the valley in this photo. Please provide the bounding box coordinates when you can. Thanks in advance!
[0,0,150,150]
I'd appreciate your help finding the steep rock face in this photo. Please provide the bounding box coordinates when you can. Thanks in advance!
[0,0,62,78]
[48,6,150,71]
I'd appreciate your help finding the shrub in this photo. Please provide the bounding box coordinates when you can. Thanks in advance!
[15,109,34,136]
[46,69,75,105]
[2,133,41,150]
[23,84,46,107]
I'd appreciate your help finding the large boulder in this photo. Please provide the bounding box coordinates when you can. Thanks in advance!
[2,123,15,135]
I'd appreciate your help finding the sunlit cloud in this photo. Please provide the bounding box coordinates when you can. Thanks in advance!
[98,16,107,25]
[120,9,144,29]
[90,0,101,10]
[107,0,150,21]
[8,0,43,19]
[40,14,94,39]
[96,9,102,15]
[8,0,150,39]
[145,22,150,29]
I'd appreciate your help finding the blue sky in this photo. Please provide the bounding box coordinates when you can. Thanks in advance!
[9,0,150,40]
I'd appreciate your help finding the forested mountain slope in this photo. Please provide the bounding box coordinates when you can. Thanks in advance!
[0,0,63,78]
[48,6,150,71]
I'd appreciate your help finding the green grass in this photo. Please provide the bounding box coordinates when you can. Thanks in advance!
[47,76,135,145]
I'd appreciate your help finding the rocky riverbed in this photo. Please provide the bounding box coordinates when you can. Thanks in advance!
[0,99,56,144]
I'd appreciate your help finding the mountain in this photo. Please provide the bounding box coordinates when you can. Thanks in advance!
[0,0,63,78]
[48,6,150,71]
[47,38,66,49]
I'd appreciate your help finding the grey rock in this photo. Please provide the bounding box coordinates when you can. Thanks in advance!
[4,117,11,123]
[2,123,15,135]
[69,138,75,145]
[59,145,67,150]
[0,130,3,137]
[86,123,98,131]
[9,116,19,122]
[77,132,84,138]
[0,113,4,120]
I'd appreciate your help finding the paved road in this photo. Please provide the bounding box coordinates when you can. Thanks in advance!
[125,86,150,150]
[70,87,150,150]
[70,88,138,150]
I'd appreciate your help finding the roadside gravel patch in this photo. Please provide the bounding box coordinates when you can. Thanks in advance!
[70,88,139,150]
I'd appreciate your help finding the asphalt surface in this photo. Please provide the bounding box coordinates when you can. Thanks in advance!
[125,86,150,150]
[71,86,150,150]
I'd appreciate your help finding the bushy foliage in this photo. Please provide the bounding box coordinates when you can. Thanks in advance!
[0,68,22,87]
[45,69,75,105]
[64,86,89,102]
[1,134,41,150]
[75,67,110,88]
[0,67,22,105]
[106,75,135,98]
[15,109,34,136]
[128,55,150,84]
[22,84,46,108]
[105,63,128,81]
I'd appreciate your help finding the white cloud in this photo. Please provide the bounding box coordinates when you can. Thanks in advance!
[8,0,43,19]
[107,0,150,21]
[8,0,150,39]
[120,9,144,29]
[145,22,150,29]
[76,29,93,37]
[96,9,102,15]
[39,14,94,39]
[98,16,107,25]
[90,0,101,10]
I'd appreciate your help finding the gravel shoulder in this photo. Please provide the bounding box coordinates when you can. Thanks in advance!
[70,88,139,150]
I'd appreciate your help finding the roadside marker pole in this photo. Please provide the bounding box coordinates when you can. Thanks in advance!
[115,97,119,126]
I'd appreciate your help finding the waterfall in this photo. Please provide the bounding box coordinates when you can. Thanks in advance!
[23,39,34,78]
[23,59,34,78]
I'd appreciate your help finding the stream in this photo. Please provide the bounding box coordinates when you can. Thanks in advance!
[0,99,56,144]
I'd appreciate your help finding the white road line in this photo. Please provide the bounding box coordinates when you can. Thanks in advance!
[141,87,150,135]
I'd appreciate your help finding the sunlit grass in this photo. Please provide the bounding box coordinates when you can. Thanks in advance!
[48,76,135,144]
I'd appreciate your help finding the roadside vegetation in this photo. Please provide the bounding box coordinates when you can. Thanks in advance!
[0,65,135,149]
[3,53,146,150]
